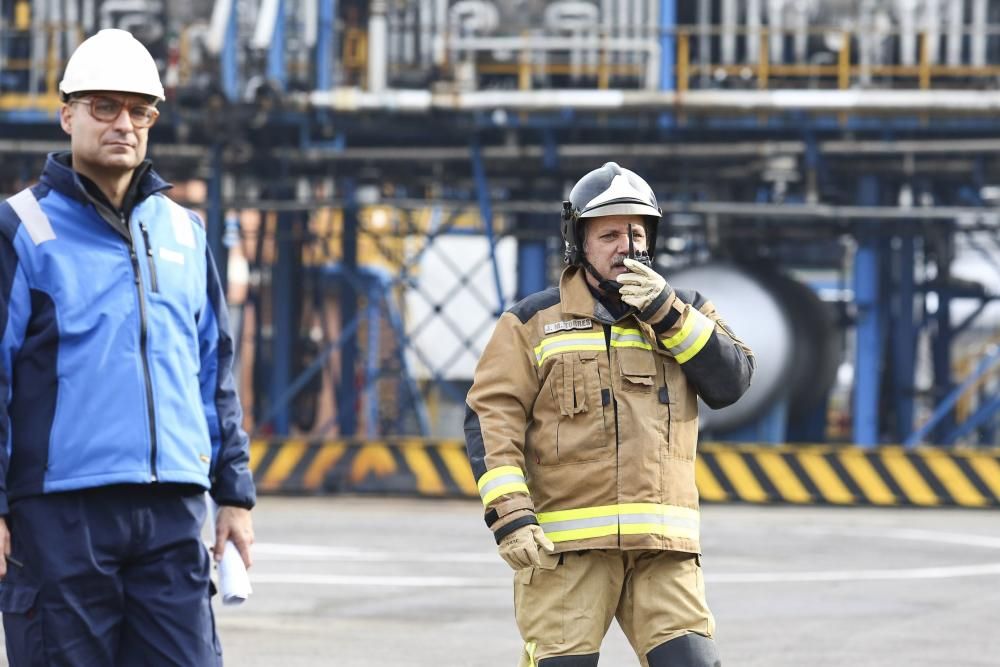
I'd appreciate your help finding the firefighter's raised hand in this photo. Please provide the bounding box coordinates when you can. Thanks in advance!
[498,524,555,570]
[619,258,671,320]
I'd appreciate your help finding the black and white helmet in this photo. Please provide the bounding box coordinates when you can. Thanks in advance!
[561,162,662,266]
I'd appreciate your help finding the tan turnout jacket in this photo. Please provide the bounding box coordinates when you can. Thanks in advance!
[465,265,754,555]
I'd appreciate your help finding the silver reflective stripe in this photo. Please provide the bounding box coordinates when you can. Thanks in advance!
[538,515,617,533]
[618,513,700,530]
[7,189,55,245]
[610,331,646,345]
[478,473,525,499]
[664,310,713,357]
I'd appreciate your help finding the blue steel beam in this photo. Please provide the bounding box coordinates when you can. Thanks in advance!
[268,0,287,88]
[853,175,882,447]
[316,0,337,90]
[659,0,676,91]
[221,0,239,101]
[891,233,916,440]
[338,179,359,436]
[269,208,297,435]
[470,141,507,316]
[931,230,955,441]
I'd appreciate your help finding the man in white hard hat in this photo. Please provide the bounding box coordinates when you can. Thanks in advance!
[0,29,254,665]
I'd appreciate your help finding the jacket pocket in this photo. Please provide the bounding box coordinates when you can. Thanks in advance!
[551,351,610,464]
[618,347,657,393]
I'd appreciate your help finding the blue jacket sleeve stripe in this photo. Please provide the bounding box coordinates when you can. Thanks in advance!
[200,243,256,509]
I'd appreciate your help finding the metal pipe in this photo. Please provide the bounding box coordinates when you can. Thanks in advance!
[433,0,446,65]
[697,0,710,86]
[659,0,675,91]
[747,0,761,63]
[971,0,986,67]
[302,87,1000,113]
[922,0,939,65]
[368,0,388,93]
[897,0,916,67]
[768,0,784,65]
[792,0,808,64]
[946,0,963,66]
[721,0,736,65]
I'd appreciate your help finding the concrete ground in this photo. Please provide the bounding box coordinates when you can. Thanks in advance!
[4,496,1000,666]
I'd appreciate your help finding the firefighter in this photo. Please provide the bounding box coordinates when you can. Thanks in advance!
[465,162,754,667]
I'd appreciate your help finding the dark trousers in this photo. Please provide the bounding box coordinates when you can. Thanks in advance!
[0,485,221,666]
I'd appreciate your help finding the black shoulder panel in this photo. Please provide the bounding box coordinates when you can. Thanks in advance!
[507,287,560,324]
[674,287,708,310]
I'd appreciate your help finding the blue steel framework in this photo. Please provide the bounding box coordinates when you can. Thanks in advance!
[2,1,1000,446]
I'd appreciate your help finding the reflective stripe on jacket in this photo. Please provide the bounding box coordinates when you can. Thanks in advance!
[465,265,753,554]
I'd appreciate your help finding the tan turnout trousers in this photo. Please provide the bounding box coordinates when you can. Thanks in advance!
[514,549,715,666]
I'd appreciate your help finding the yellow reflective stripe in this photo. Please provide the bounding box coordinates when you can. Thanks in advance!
[533,332,606,365]
[477,465,529,506]
[481,482,530,506]
[619,523,699,539]
[610,326,653,350]
[537,504,619,523]
[537,503,700,543]
[675,321,713,364]
[661,311,699,348]
[662,309,715,364]
[477,465,524,491]
[525,642,537,667]
[544,524,619,543]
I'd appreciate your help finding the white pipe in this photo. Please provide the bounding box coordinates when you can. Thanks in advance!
[403,3,416,66]
[946,0,963,66]
[29,0,47,96]
[768,0,785,64]
[64,0,79,56]
[82,0,95,33]
[368,0,388,93]
[971,0,986,67]
[303,0,317,49]
[793,0,808,64]
[206,0,233,55]
[631,0,643,66]
[433,0,447,64]
[747,0,761,63]
[697,0,710,85]
[252,0,280,49]
[303,87,1000,113]
[858,0,874,86]
[897,0,916,67]
[922,0,938,65]
[721,0,736,64]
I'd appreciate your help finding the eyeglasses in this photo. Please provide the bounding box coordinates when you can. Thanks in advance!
[69,95,160,129]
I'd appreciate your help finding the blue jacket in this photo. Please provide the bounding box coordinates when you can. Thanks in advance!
[0,153,256,513]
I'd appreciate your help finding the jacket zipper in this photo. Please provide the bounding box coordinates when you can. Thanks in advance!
[126,214,159,482]
[139,221,158,293]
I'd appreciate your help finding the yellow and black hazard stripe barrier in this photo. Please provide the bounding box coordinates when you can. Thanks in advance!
[249,439,1000,508]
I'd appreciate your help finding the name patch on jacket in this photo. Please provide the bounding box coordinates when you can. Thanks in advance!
[544,318,592,335]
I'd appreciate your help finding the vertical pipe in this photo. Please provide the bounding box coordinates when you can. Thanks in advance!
[838,29,850,89]
[853,175,882,448]
[858,0,873,86]
[516,217,547,301]
[677,30,689,93]
[931,228,954,441]
[793,0,807,64]
[971,0,986,67]
[721,0,736,65]
[898,0,916,67]
[946,0,963,66]
[271,209,295,436]
[368,0,387,92]
[316,0,336,89]
[918,31,930,89]
[747,0,761,63]
[221,0,239,101]
[923,0,939,65]
[893,233,916,442]
[267,0,286,87]
[470,141,506,317]
[365,280,381,438]
[338,179,359,437]
[697,0,710,86]
[768,0,784,65]
[207,145,227,291]
[659,0,675,91]
[434,0,447,65]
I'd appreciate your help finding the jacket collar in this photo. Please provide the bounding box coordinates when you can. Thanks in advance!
[558,266,620,324]
[39,151,172,208]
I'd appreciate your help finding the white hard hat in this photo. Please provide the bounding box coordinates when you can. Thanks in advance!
[59,29,165,101]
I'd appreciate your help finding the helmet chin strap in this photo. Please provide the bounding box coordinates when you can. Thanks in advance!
[584,260,623,295]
